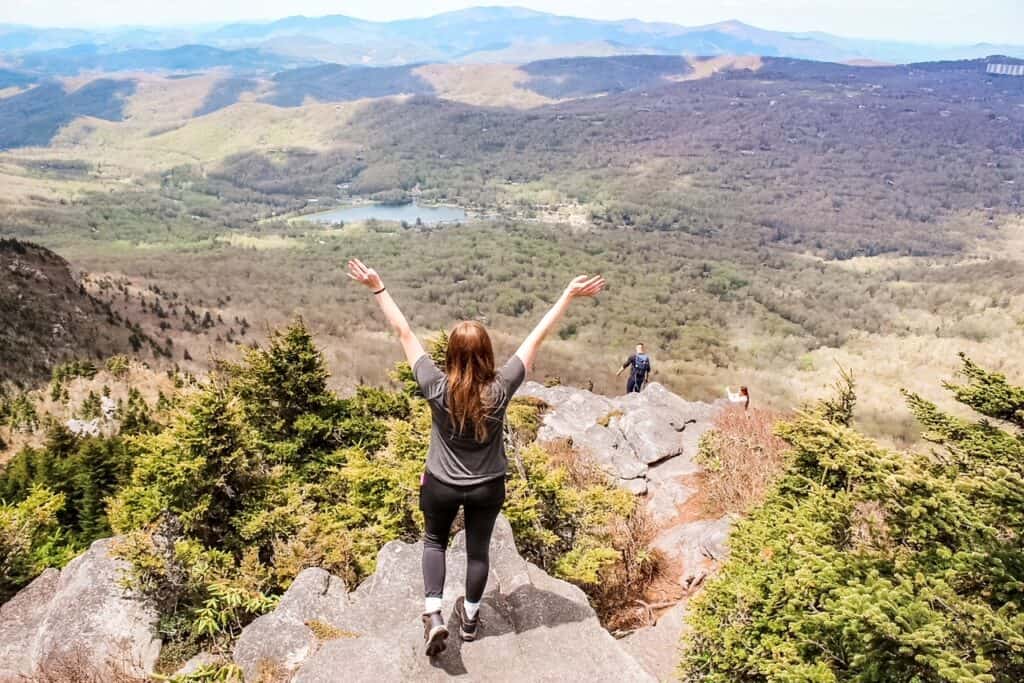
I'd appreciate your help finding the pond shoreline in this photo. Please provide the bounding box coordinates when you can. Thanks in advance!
[299,199,472,226]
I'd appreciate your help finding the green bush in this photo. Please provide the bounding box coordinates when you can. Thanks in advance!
[0,487,68,602]
[496,291,535,317]
[105,354,131,379]
[107,319,428,667]
[77,390,102,419]
[0,426,136,547]
[680,357,1024,683]
[6,394,38,432]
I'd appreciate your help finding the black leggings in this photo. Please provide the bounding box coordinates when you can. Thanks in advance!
[419,470,505,604]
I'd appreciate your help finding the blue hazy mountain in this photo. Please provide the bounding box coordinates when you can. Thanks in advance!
[17,44,308,75]
[1,6,1022,71]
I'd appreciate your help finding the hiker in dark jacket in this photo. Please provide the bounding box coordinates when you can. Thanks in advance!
[616,343,652,393]
[348,258,605,657]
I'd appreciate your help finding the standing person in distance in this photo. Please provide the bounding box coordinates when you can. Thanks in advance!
[347,259,605,657]
[616,343,652,393]
[726,385,750,410]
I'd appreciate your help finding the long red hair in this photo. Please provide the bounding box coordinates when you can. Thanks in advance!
[445,321,497,442]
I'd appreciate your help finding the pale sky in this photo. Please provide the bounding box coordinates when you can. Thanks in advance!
[2,0,1022,45]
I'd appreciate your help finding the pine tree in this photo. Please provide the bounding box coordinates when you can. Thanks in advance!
[226,318,332,444]
[681,356,1024,683]
[74,440,113,540]
[110,383,258,548]
[120,388,156,435]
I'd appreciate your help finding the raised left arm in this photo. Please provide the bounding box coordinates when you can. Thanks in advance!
[348,259,425,367]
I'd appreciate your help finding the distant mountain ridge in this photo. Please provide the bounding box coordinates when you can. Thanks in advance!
[17,44,310,75]
[2,6,1022,70]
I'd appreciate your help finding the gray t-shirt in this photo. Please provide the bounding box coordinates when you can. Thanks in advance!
[413,354,526,486]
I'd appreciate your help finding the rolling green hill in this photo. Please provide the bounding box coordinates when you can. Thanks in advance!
[0,54,1021,440]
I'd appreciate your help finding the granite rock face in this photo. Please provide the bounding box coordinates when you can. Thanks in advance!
[517,381,737,595]
[516,382,721,501]
[0,538,161,681]
[234,567,351,680]
[622,602,690,682]
[651,515,737,588]
[234,516,655,682]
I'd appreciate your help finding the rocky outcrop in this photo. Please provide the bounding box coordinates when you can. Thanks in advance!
[517,380,736,670]
[516,382,729,549]
[0,238,134,386]
[235,516,655,682]
[516,382,720,511]
[622,602,689,681]
[651,514,736,589]
[0,537,161,681]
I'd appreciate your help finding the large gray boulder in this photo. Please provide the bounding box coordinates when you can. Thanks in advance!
[516,382,721,520]
[0,537,161,681]
[234,516,655,682]
[652,515,737,588]
[517,382,738,594]
[622,602,689,682]
[0,568,60,679]
[234,567,351,680]
[517,383,645,479]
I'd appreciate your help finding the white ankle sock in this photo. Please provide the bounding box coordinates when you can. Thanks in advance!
[424,597,443,614]
[463,600,480,620]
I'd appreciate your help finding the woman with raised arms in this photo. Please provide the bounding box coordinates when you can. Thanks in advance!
[347,259,605,656]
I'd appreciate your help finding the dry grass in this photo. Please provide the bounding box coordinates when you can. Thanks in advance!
[122,71,233,124]
[254,658,291,683]
[542,438,607,487]
[9,95,364,176]
[25,642,149,683]
[593,507,667,632]
[413,64,555,109]
[674,55,764,81]
[536,440,667,630]
[215,233,305,250]
[0,164,112,208]
[696,406,790,516]
[0,360,181,464]
[305,620,358,641]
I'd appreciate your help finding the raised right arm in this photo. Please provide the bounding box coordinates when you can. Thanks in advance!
[515,275,605,374]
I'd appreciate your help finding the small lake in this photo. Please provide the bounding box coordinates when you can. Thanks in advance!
[305,201,467,226]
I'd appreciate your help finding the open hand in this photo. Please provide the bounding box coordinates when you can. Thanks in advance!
[564,275,606,299]
[347,259,384,291]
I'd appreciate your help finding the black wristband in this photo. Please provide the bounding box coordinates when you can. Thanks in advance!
[372,287,386,295]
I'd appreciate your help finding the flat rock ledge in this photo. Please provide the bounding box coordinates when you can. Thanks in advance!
[234,515,655,682]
